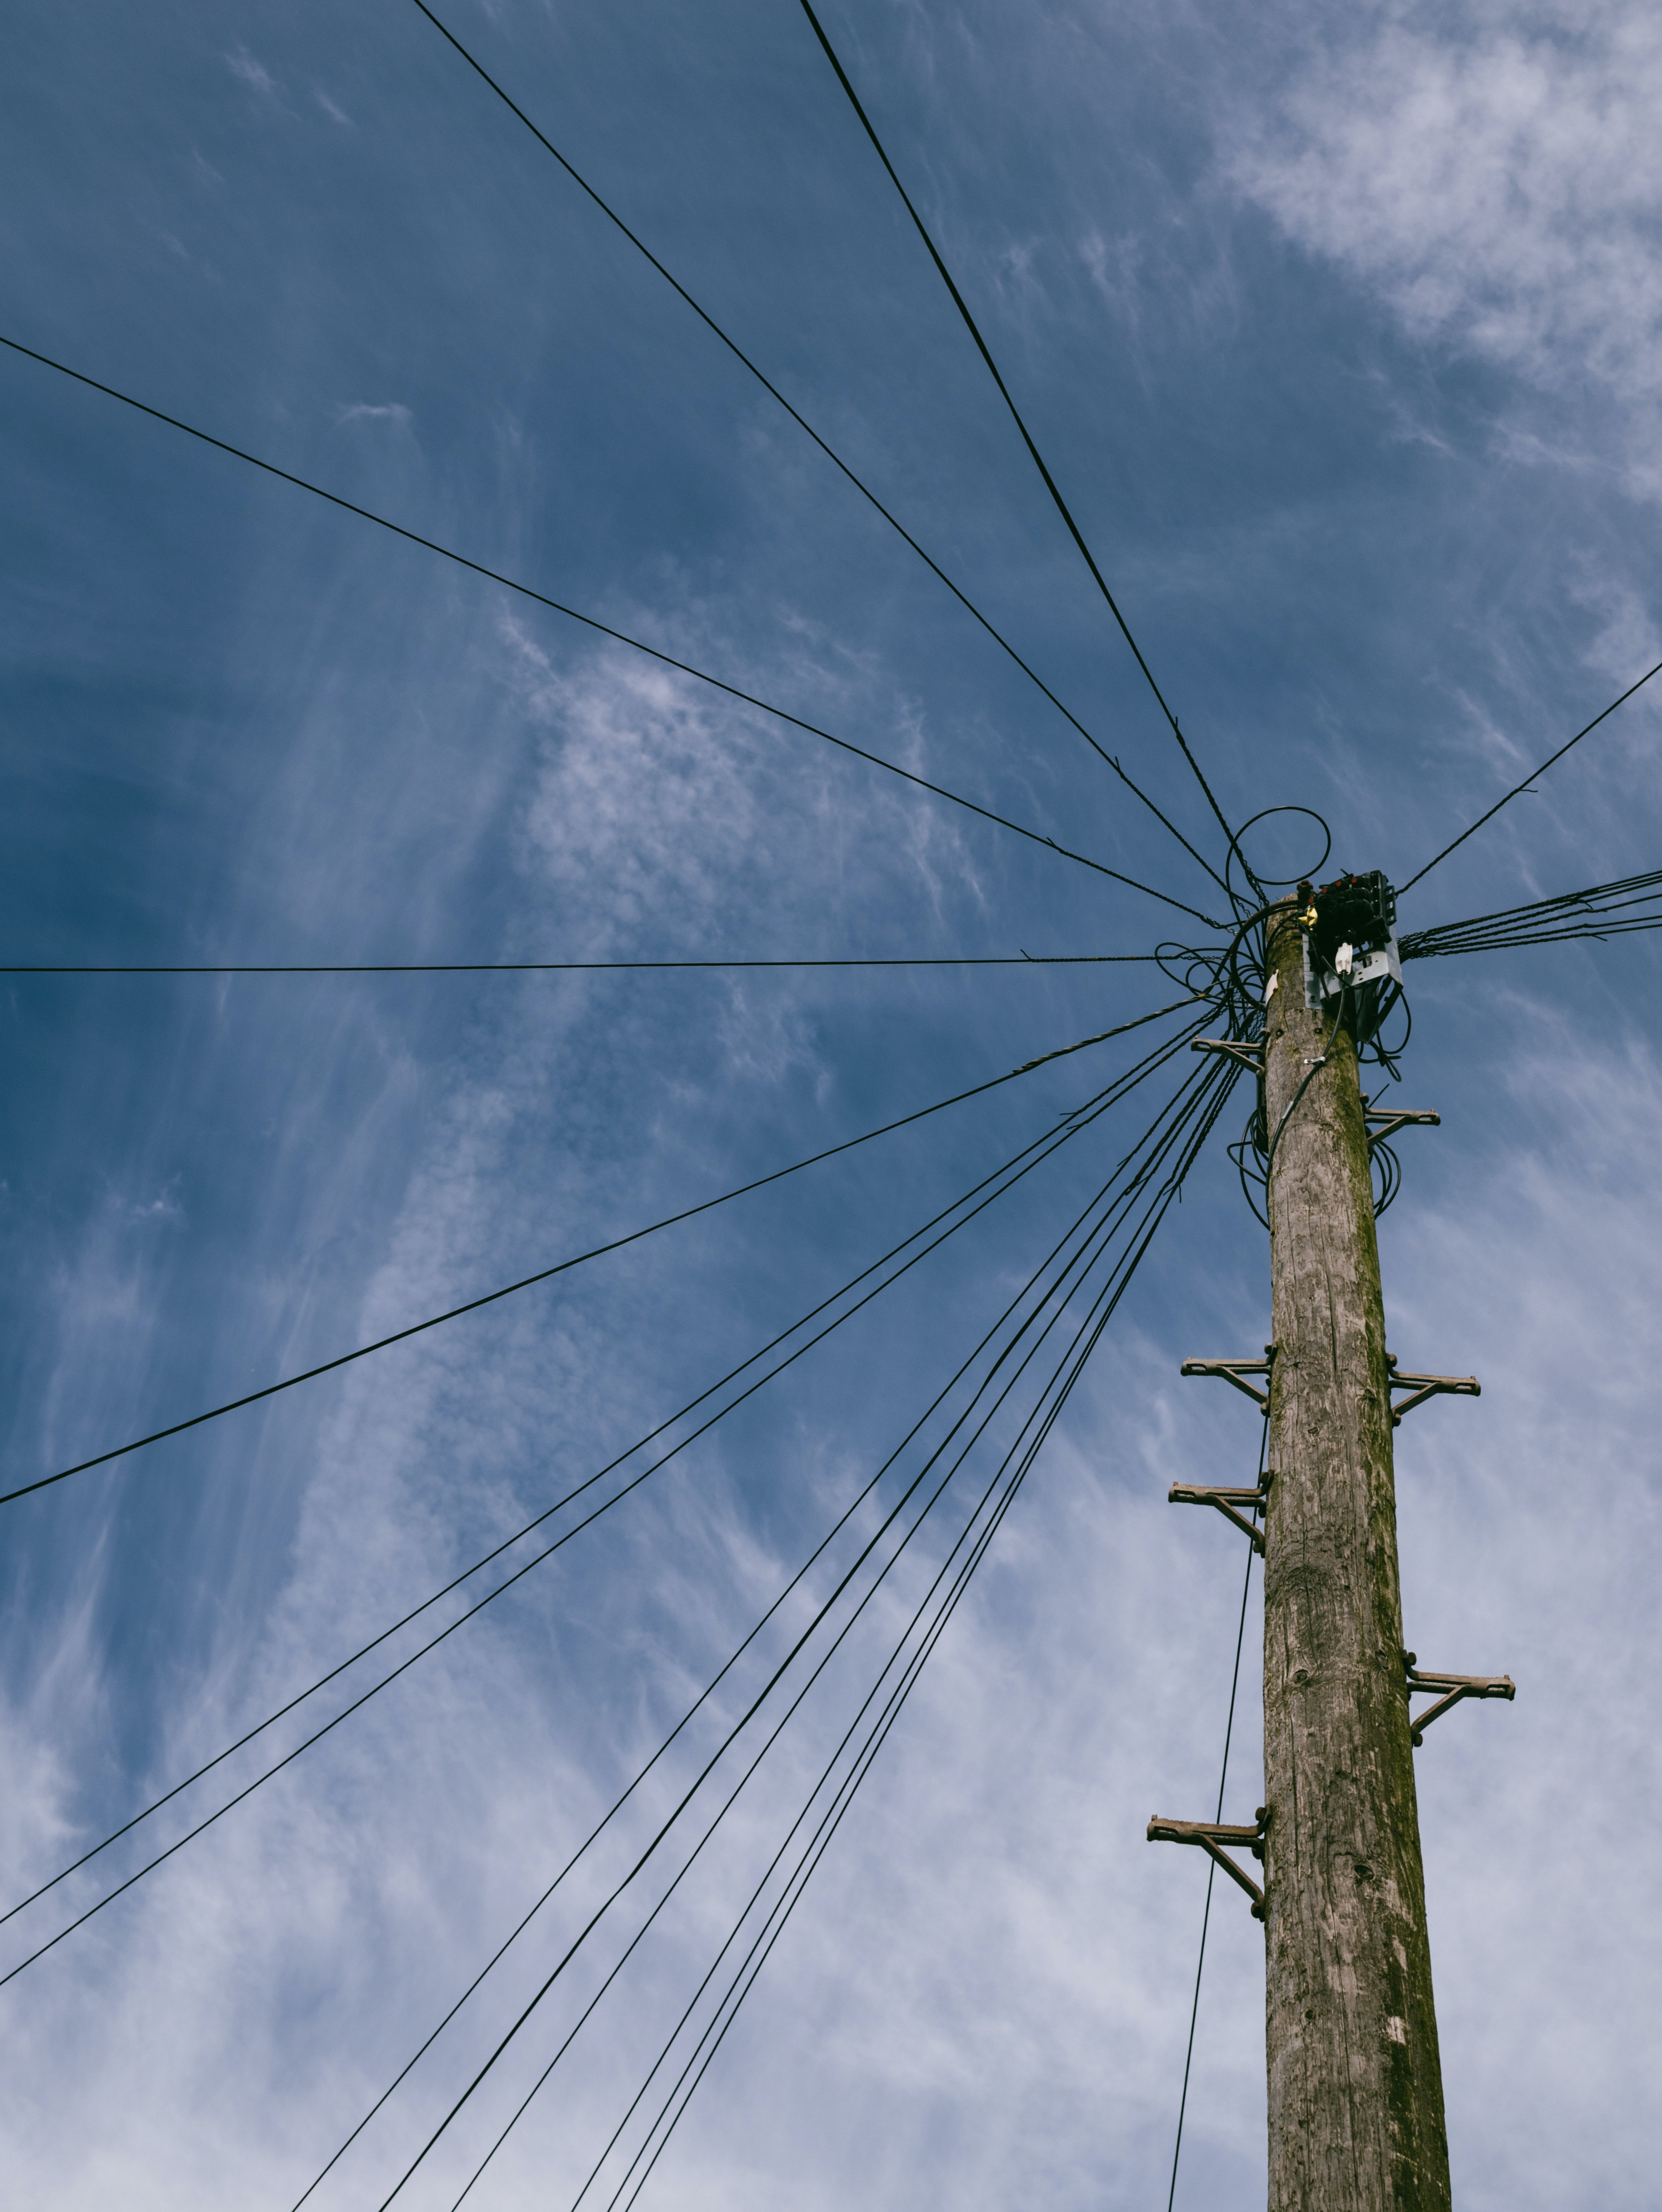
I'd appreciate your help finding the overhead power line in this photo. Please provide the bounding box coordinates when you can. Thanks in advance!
[1401,865,1662,962]
[0,332,1220,931]
[793,0,1251,892]
[575,1059,1245,2212]
[0,994,1201,1510]
[405,0,1226,903]
[486,1218,1129,2212]
[364,1070,1209,2210]
[282,1030,1210,2207]
[8,953,1162,976]
[1398,657,1662,893]
[6,1015,1206,2009]
[3,1042,1192,1995]
[365,1052,1242,2211]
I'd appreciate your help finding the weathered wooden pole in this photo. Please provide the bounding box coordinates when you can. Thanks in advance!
[1260,897,1450,2212]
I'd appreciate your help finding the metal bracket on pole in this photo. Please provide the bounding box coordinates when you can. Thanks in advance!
[1191,1038,1266,1074]
[1401,1653,1515,1746]
[1179,1344,1276,1412]
[1386,1354,1480,1424]
[1168,1470,1272,1553]
[1364,1107,1440,1149]
[1147,1809,1270,1919]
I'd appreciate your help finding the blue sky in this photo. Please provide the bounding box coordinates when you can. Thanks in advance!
[4,1,1662,2206]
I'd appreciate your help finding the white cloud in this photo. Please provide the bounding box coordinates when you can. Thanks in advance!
[224,46,278,100]
[1229,3,1662,490]
[333,401,413,428]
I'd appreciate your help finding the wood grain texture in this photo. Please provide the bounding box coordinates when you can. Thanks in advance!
[1262,906,1450,2212]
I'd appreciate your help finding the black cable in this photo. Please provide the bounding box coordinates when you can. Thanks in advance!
[5,1020,1212,1993]
[1398,658,1662,894]
[0,331,1221,931]
[3,954,1163,975]
[17,1016,1205,1943]
[792,0,1252,893]
[1400,865,1662,960]
[549,1208,1140,2212]
[404,0,1227,906]
[0,993,1202,1510]
[15,1015,1209,1955]
[1165,1420,1263,2212]
[451,1141,1135,2210]
[596,1062,1251,2212]
[595,1059,1243,2212]
[451,1054,1240,2212]
[278,1020,1208,2206]
[364,1058,1220,2212]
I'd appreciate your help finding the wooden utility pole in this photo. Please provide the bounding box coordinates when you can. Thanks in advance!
[1259,897,1449,2211]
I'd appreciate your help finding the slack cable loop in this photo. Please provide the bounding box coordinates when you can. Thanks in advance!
[0,332,1220,932]
[1223,807,1332,904]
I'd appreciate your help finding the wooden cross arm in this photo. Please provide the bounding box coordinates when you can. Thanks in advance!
[1191,1037,1266,1072]
[1405,1668,1516,1745]
[1364,1108,1441,1147]
[1147,1816,1268,1915]
[1179,1357,1272,1408]
[1168,1482,1267,1552]
[1387,1371,1480,1422]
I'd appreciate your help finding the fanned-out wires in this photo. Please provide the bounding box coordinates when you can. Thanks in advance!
[403,0,1226,913]
[1400,866,1662,961]
[575,1054,1247,2212]
[792,0,1255,900]
[0,332,1215,931]
[300,1050,1239,2212]
[354,1049,1243,2211]
[282,1050,1201,2206]
[434,1055,1245,2212]
[2,995,1207,1512]
[2,1011,1218,2000]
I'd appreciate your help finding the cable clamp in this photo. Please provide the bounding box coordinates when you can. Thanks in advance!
[1168,1470,1272,1554]
[1402,1651,1515,1747]
[1147,1809,1270,1919]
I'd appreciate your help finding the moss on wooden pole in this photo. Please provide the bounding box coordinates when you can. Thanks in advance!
[1261,900,1450,2212]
